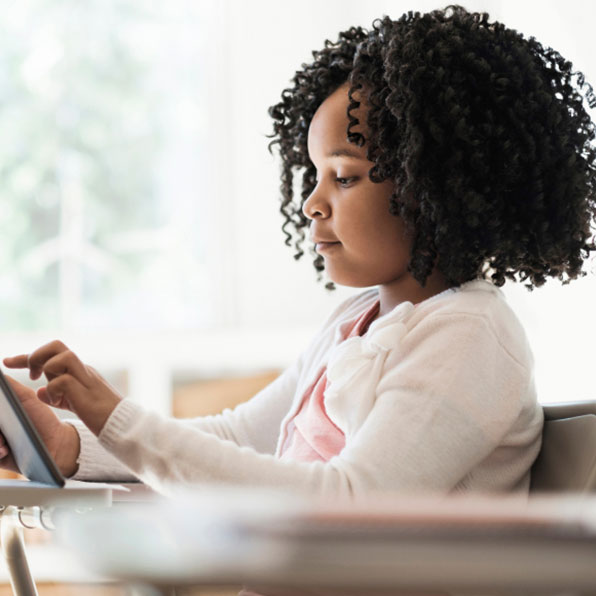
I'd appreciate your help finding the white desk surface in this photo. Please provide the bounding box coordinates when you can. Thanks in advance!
[55,489,596,594]
[0,479,114,508]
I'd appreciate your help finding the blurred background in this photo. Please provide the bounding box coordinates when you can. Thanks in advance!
[0,0,594,591]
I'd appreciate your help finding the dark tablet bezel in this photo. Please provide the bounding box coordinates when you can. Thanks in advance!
[0,368,65,487]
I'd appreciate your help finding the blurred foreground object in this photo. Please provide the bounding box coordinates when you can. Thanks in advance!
[57,488,596,595]
[0,479,114,596]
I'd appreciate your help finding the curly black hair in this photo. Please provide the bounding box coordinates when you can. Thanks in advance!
[267,5,596,289]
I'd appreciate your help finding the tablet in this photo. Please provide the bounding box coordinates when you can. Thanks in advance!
[0,368,65,487]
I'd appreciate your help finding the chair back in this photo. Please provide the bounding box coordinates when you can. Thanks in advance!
[530,401,596,492]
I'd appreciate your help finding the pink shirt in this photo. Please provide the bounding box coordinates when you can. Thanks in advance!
[280,299,380,463]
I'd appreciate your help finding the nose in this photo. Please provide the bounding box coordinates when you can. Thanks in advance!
[302,184,330,220]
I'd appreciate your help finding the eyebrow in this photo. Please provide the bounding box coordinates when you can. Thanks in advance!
[327,147,364,159]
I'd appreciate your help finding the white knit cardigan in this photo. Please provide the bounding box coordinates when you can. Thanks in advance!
[73,280,544,497]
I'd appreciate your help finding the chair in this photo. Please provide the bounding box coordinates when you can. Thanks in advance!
[530,400,596,492]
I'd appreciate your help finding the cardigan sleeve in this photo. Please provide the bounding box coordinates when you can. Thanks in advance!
[70,420,139,482]
[70,293,370,481]
[92,310,540,497]
[71,357,302,481]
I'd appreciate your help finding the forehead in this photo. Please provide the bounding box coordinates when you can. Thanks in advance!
[307,84,368,159]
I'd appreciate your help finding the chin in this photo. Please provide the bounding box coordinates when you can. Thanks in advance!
[326,267,411,290]
[326,273,378,289]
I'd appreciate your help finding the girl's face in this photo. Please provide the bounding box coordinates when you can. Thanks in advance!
[303,83,413,291]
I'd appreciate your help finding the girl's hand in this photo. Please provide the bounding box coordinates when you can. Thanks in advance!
[0,375,80,477]
[3,340,122,436]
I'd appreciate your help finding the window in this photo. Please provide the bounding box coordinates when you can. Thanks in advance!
[0,0,220,332]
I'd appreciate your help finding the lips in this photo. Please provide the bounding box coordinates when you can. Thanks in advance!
[311,226,341,253]
[313,238,341,253]
[312,238,339,244]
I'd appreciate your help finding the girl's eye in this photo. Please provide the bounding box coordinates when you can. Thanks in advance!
[336,177,357,187]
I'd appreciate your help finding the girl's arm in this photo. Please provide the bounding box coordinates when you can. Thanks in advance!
[2,345,302,482]
[4,306,540,497]
[2,293,364,483]
[69,363,302,481]
[104,311,539,497]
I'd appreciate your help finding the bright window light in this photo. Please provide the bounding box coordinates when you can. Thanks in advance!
[0,1,217,332]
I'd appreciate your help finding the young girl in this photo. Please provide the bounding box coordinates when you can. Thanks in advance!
[1,5,595,499]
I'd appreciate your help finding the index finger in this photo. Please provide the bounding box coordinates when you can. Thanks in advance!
[4,353,41,379]
[3,355,30,369]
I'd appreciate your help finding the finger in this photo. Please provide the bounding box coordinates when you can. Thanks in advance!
[36,386,52,406]
[45,374,85,410]
[26,340,73,380]
[36,386,70,411]
[40,383,67,409]
[43,351,91,387]
[29,340,84,379]
[3,355,30,369]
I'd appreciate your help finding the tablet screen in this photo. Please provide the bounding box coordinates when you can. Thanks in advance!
[0,368,65,487]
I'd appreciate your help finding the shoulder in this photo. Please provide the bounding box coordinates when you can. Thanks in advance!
[405,279,532,369]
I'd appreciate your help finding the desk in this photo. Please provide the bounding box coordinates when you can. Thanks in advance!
[0,480,114,596]
[56,490,596,595]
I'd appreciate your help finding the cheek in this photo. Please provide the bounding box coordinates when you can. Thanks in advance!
[387,217,411,249]
[377,225,411,263]
[367,204,410,253]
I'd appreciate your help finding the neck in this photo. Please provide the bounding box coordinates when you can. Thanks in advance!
[377,268,451,318]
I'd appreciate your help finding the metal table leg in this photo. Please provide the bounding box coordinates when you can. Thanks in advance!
[0,506,38,596]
